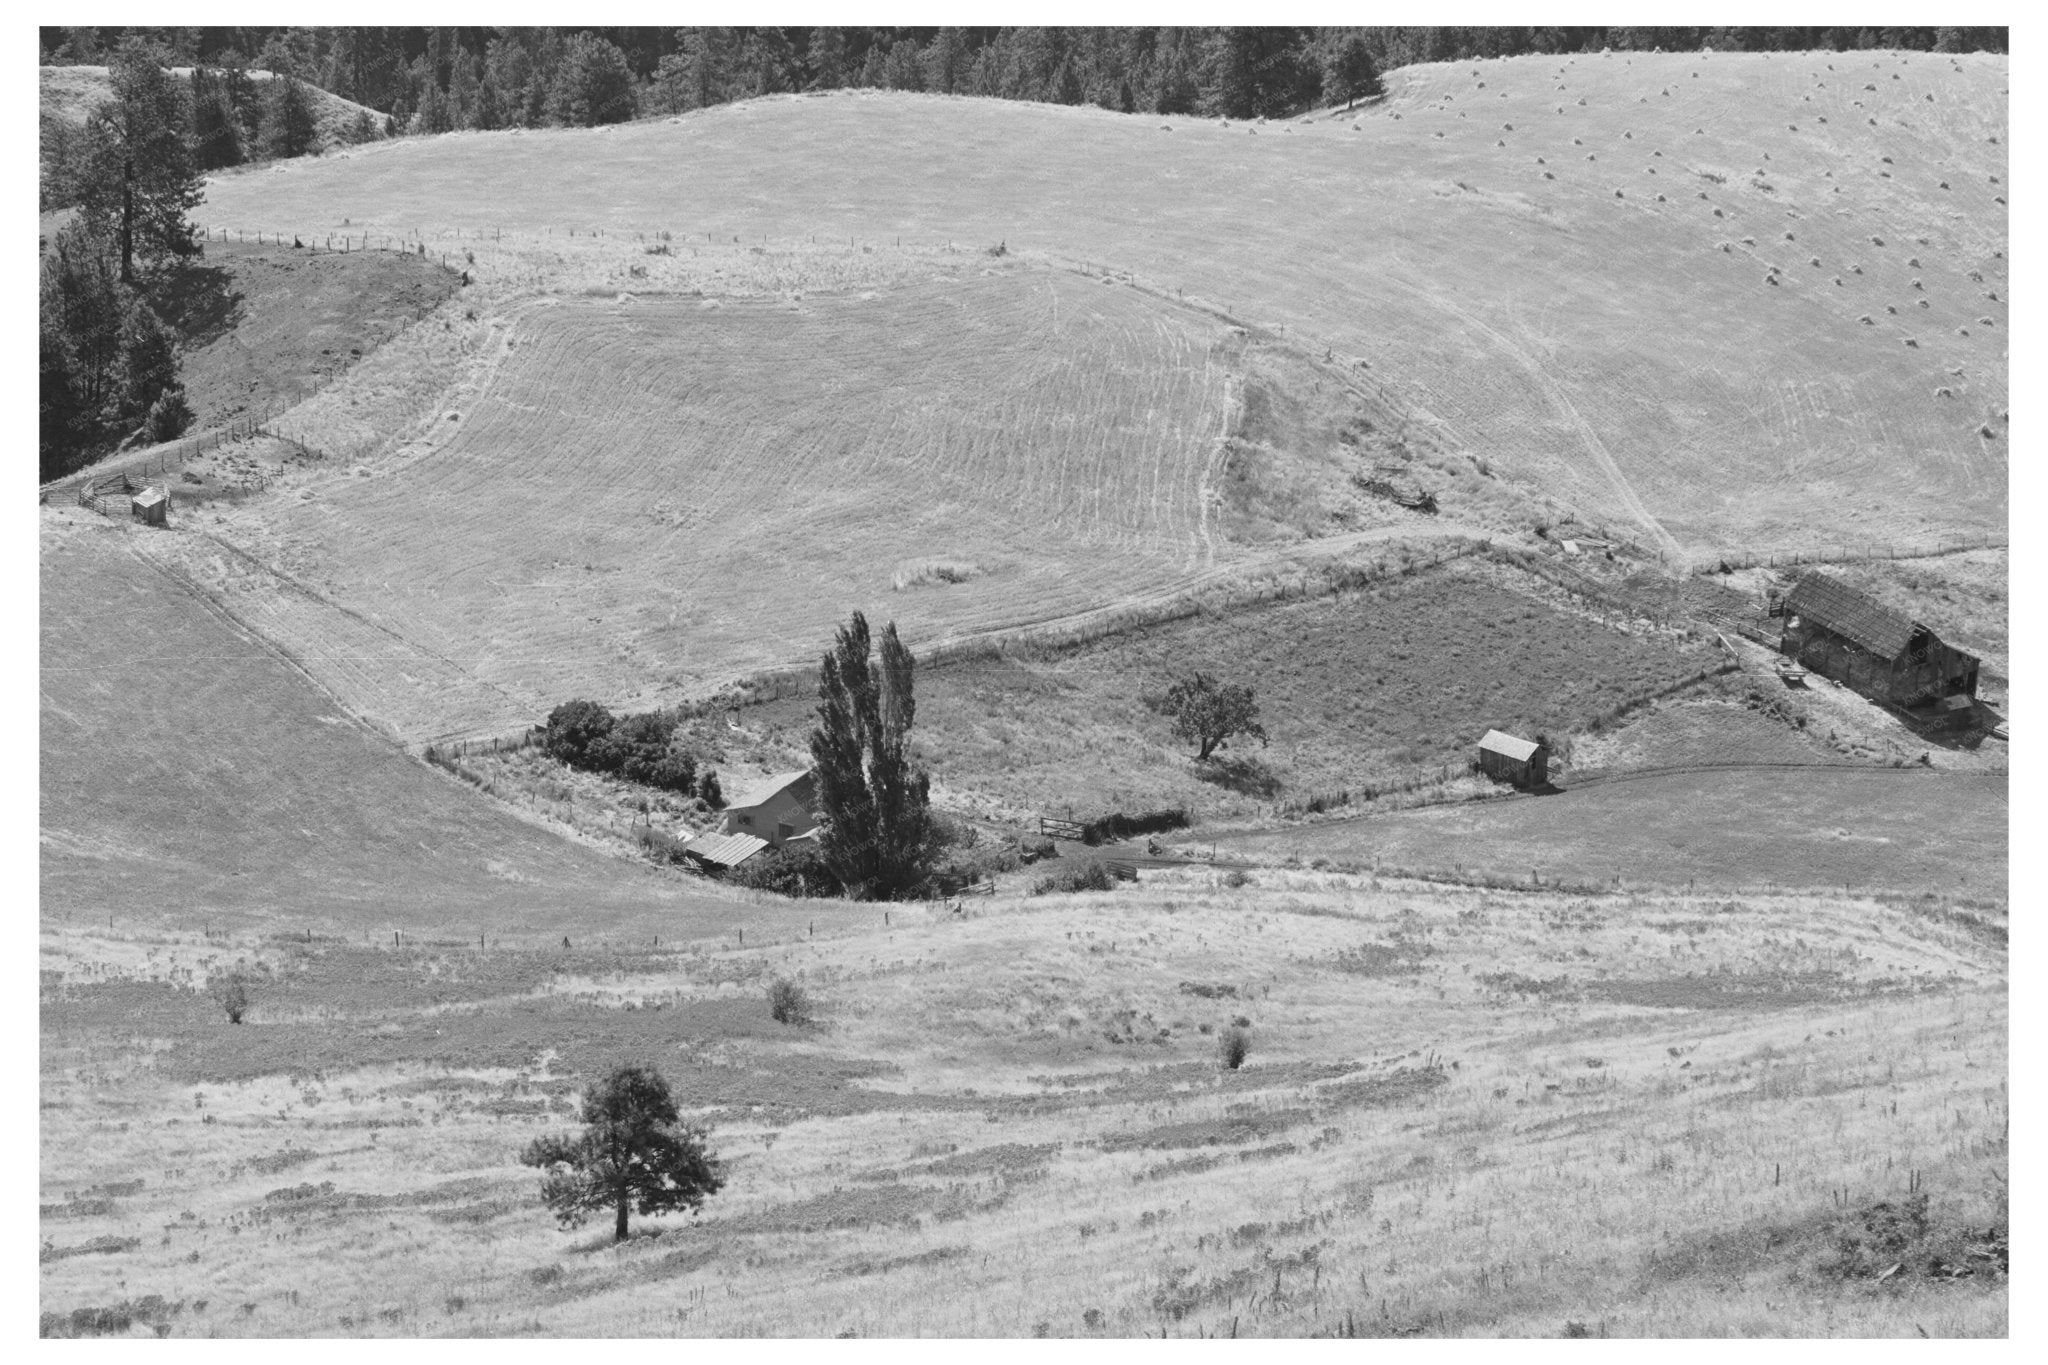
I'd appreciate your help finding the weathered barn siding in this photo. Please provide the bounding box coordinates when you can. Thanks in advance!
[1780,572,1978,706]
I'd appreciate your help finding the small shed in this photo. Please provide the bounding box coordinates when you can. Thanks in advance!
[1477,729,1550,788]
[717,769,818,848]
[130,485,169,527]
[681,831,768,870]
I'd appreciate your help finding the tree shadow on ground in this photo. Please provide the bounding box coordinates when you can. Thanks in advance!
[148,257,241,346]
[1192,753,1282,799]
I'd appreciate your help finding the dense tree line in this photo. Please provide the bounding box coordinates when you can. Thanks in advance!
[40,38,205,482]
[41,26,2008,135]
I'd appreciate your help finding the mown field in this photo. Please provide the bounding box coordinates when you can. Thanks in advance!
[40,871,2006,1337]
[728,558,1722,822]
[195,50,2007,562]
[176,266,1252,740]
[1206,766,2006,900]
[38,509,771,943]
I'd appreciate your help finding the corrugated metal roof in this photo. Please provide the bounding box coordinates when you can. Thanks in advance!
[1784,572,1917,658]
[720,768,813,812]
[682,832,768,867]
[1478,729,1543,762]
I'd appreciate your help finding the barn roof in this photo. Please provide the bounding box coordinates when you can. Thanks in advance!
[1783,572,1917,657]
[131,487,166,508]
[682,831,768,867]
[1478,729,1543,762]
[721,768,813,811]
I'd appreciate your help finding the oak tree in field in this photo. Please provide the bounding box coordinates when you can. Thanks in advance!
[519,1066,722,1243]
[1164,672,1268,761]
[77,38,204,284]
[810,612,942,900]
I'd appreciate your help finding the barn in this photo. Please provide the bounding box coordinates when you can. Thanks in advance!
[1779,572,1978,708]
[717,769,819,848]
[1477,729,1550,788]
[130,486,169,527]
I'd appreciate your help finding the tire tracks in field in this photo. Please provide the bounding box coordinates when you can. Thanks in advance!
[1381,273,1686,566]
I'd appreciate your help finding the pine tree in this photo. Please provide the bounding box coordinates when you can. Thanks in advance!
[551,32,638,126]
[78,38,203,285]
[259,73,321,158]
[810,612,940,900]
[190,68,245,170]
[1325,33,1381,110]
[519,1066,722,1244]
[115,295,179,431]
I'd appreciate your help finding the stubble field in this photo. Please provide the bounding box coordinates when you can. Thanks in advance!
[194,50,2008,563]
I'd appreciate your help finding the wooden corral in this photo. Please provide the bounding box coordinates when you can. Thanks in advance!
[1779,571,1978,708]
[1477,729,1550,789]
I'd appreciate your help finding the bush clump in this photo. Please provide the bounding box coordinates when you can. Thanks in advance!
[727,842,839,897]
[1218,1025,1251,1070]
[541,699,699,793]
[1032,861,1117,896]
[767,978,812,1026]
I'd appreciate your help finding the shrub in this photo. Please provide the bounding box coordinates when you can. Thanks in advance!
[1219,1025,1251,1070]
[696,770,723,809]
[1223,868,1252,889]
[767,978,812,1026]
[145,384,192,443]
[1032,861,1116,896]
[213,975,251,1024]
[728,843,839,898]
[542,699,615,768]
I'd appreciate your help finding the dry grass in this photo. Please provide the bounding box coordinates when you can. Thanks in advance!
[175,266,1238,741]
[38,510,765,943]
[193,54,2006,561]
[1207,765,2006,900]
[727,557,1718,823]
[40,871,2006,1337]
[42,65,386,155]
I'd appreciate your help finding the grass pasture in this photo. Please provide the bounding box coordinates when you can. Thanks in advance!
[1207,766,2006,899]
[728,557,1722,823]
[195,52,2007,561]
[39,873,2006,1337]
[38,508,769,943]
[200,266,1239,739]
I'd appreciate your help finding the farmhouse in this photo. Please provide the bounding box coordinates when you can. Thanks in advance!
[1779,572,1978,707]
[1477,729,1550,788]
[718,768,819,848]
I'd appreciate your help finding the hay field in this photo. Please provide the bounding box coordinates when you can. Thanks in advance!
[1206,766,2006,899]
[38,508,775,943]
[197,51,2007,560]
[205,267,1239,738]
[40,871,2005,1337]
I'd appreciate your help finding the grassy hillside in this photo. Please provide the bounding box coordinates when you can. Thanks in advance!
[195,51,2007,564]
[38,508,776,942]
[1205,766,2006,898]
[40,65,384,156]
[40,873,2006,1336]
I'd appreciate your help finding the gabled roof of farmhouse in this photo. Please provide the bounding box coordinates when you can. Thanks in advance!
[720,768,813,812]
[682,831,768,867]
[1784,572,1918,658]
[1478,729,1543,762]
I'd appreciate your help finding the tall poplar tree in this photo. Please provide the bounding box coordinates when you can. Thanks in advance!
[809,612,941,900]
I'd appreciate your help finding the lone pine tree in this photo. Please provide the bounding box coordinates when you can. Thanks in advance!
[519,1066,722,1243]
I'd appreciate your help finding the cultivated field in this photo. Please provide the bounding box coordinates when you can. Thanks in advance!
[182,267,1244,739]
[39,872,2006,1337]
[39,509,773,943]
[728,556,1723,822]
[195,51,2008,561]
[1204,766,2006,900]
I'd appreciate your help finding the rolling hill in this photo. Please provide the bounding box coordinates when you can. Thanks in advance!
[195,50,2007,567]
[40,64,385,156]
